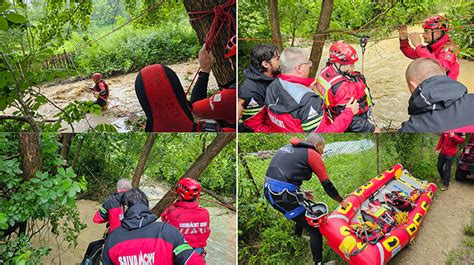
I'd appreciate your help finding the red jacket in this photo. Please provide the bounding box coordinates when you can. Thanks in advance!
[161,201,210,249]
[436,133,465,157]
[265,75,353,133]
[93,191,126,232]
[103,204,204,265]
[400,34,459,80]
[94,80,109,100]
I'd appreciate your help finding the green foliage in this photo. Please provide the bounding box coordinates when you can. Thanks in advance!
[70,22,199,77]
[72,133,235,201]
[0,0,96,132]
[0,133,86,263]
[446,1,474,58]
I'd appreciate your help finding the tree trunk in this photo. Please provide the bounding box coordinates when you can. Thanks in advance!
[309,0,334,77]
[132,133,156,188]
[18,133,41,180]
[71,136,85,169]
[268,0,283,51]
[151,133,235,216]
[60,133,74,161]
[183,0,236,85]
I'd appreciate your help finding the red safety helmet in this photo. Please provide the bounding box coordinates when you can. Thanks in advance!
[176,178,201,201]
[225,35,236,58]
[92,73,101,81]
[384,191,412,212]
[305,202,328,228]
[329,41,358,65]
[423,15,449,32]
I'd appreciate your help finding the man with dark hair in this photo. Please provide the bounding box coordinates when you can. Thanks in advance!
[238,44,280,132]
[263,133,348,264]
[102,188,205,265]
[400,58,474,132]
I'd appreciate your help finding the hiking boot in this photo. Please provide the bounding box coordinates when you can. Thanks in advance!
[441,185,448,191]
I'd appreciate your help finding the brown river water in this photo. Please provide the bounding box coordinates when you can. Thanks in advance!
[32,179,236,265]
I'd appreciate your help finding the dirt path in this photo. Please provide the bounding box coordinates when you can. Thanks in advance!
[313,27,474,130]
[390,179,474,264]
[21,59,217,132]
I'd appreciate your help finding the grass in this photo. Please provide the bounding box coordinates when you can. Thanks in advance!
[445,212,474,265]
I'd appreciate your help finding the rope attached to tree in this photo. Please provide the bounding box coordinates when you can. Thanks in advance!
[187,0,236,52]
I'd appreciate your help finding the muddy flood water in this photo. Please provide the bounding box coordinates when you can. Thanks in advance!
[22,59,217,132]
[3,29,471,131]
[32,179,236,265]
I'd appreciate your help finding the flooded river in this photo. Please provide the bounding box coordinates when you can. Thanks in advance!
[33,179,236,264]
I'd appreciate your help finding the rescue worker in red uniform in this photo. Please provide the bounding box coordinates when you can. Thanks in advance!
[265,47,359,133]
[102,188,205,265]
[263,133,348,265]
[399,15,459,80]
[316,41,379,132]
[238,44,280,132]
[135,36,236,132]
[161,178,210,258]
[81,179,132,265]
[435,132,465,191]
[190,36,237,132]
[91,73,109,110]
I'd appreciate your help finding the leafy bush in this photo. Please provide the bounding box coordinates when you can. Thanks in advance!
[71,21,200,77]
[0,133,87,263]
[446,1,474,59]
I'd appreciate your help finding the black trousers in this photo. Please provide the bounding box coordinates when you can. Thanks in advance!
[93,97,107,107]
[264,188,322,264]
[293,213,323,264]
[437,154,454,186]
[81,239,104,265]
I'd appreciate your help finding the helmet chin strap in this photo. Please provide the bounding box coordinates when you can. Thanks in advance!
[334,63,351,77]
[429,30,444,45]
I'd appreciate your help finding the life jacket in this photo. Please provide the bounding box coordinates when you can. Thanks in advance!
[94,80,109,100]
[316,64,372,120]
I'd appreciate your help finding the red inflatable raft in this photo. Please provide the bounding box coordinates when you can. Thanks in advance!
[320,164,437,264]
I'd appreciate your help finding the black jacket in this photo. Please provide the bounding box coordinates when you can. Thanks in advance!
[239,65,275,116]
[400,75,474,132]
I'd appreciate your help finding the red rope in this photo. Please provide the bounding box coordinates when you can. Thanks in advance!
[187,0,236,51]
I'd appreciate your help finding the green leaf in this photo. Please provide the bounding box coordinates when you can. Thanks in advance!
[0,2,11,13]
[0,16,7,30]
[0,213,8,230]
[6,13,26,23]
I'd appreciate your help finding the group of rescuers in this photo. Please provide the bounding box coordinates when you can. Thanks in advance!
[239,15,474,133]
[82,178,211,265]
